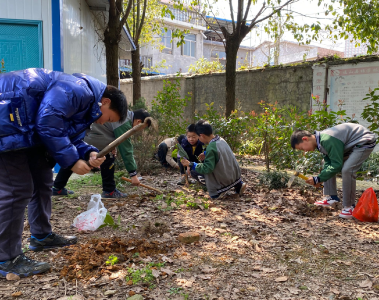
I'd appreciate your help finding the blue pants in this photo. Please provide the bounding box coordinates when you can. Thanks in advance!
[0,148,53,261]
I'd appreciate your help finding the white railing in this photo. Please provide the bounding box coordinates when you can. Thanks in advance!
[119,56,153,69]
[164,6,206,27]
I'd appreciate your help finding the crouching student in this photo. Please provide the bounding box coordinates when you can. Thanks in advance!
[177,124,205,185]
[157,135,185,169]
[52,109,150,199]
[290,123,376,219]
[181,120,247,199]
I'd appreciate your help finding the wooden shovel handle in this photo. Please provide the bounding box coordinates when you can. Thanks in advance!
[121,176,163,193]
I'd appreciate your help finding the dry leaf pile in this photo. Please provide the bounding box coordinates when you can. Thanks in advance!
[1,162,379,300]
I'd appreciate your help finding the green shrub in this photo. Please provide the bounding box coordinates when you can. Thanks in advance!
[152,75,191,142]
[195,102,252,152]
[359,152,379,179]
[362,87,379,136]
[247,96,355,173]
[258,170,290,190]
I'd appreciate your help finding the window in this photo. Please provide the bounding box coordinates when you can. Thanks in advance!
[211,50,226,60]
[182,34,196,57]
[161,29,172,54]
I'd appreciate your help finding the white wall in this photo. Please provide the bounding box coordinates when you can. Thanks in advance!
[62,0,106,82]
[0,0,52,69]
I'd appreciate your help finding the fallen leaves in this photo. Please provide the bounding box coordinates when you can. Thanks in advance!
[274,276,288,282]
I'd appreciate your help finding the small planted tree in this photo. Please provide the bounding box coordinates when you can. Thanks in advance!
[362,87,379,136]
[151,75,191,141]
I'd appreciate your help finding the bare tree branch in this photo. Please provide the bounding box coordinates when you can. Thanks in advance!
[243,0,253,23]
[248,3,266,30]
[229,0,236,32]
[235,0,244,35]
[191,0,226,47]
[136,0,148,41]
[249,0,294,31]
[119,0,133,32]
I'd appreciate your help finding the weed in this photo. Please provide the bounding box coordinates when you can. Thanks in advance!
[258,170,290,190]
[222,232,233,237]
[168,287,183,294]
[22,245,29,253]
[106,255,119,266]
[125,262,165,288]
[133,252,140,258]
[98,212,121,229]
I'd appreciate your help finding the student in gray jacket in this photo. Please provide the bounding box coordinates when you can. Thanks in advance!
[181,120,247,199]
[291,123,376,219]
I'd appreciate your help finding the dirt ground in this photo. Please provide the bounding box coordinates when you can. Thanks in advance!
[2,158,379,300]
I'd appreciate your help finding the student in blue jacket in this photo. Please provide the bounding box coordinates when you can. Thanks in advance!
[0,68,127,278]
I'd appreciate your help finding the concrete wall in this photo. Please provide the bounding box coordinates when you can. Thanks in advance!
[120,64,314,118]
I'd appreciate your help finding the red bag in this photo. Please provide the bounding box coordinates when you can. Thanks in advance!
[353,187,379,222]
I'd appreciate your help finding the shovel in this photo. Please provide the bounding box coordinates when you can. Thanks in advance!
[287,170,323,188]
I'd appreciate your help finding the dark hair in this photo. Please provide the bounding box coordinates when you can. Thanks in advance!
[290,129,313,149]
[102,85,128,123]
[177,134,186,144]
[186,124,196,133]
[133,109,150,124]
[195,120,213,136]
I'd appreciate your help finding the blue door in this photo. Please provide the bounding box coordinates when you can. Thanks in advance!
[0,19,43,72]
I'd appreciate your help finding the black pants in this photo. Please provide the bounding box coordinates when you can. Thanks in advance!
[53,154,116,192]
[157,142,168,165]
[190,170,243,199]
[0,148,53,261]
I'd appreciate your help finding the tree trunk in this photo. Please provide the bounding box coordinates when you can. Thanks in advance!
[104,41,120,87]
[224,39,240,117]
[104,6,121,87]
[131,45,142,105]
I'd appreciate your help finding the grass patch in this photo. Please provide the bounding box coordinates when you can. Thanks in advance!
[126,262,165,288]
[155,191,210,210]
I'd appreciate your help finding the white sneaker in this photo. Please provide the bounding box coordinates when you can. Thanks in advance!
[339,207,353,219]
[314,196,340,207]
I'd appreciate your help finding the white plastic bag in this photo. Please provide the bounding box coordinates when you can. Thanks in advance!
[72,194,107,231]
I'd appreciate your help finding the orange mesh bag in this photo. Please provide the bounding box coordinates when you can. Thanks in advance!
[353,187,379,222]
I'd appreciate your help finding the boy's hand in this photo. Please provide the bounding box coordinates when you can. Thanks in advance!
[89,152,106,168]
[71,159,92,175]
[198,153,205,161]
[181,158,190,167]
[131,176,140,186]
[306,176,323,187]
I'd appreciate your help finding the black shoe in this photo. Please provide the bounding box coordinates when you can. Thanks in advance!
[101,189,128,199]
[29,233,77,252]
[0,254,50,278]
[52,187,74,196]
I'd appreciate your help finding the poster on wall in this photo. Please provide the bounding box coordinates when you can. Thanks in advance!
[327,62,379,129]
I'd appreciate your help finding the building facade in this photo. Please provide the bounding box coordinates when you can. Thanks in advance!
[0,0,135,82]
[252,40,344,67]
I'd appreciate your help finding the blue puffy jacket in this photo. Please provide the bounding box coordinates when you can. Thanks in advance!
[0,68,105,168]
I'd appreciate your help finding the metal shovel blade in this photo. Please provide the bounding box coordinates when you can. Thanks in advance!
[287,175,296,188]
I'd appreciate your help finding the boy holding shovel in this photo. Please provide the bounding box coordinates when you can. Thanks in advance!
[0,68,127,278]
[291,123,376,219]
[52,109,150,198]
